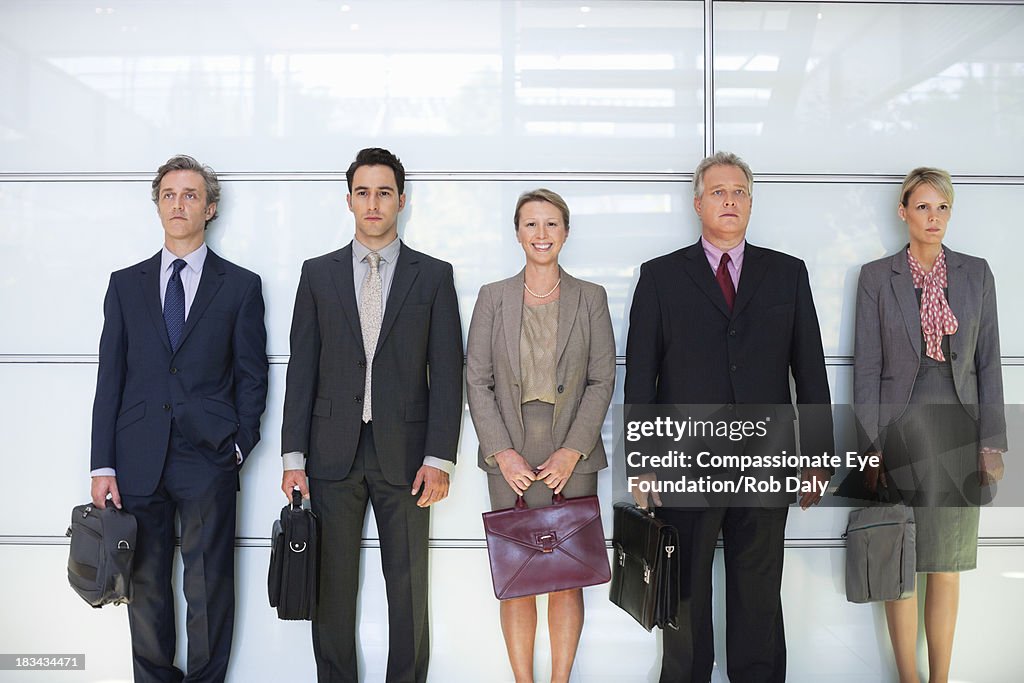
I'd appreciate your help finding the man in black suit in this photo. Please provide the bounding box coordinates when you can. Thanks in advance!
[624,151,832,683]
[281,148,464,683]
[90,155,269,683]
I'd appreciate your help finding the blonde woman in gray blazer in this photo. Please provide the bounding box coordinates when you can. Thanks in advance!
[854,167,1006,683]
[467,189,615,683]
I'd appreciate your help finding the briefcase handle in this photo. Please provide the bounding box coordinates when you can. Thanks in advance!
[291,489,303,511]
[514,493,567,511]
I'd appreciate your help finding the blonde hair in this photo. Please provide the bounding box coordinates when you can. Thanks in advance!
[899,167,954,207]
[514,189,570,231]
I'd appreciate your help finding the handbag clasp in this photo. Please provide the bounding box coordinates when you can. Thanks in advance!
[535,531,558,553]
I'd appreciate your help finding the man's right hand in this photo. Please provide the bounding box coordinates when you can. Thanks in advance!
[631,472,662,509]
[282,469,310,500]
[91,475,121,509]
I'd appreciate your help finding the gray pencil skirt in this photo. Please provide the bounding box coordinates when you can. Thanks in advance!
[884,360,980,573]
[487,400,598,511]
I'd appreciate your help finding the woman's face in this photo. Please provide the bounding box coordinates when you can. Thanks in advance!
[516,200,568,267]
[899,183,952,251]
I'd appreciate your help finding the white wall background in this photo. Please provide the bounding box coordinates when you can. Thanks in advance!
[1,1,1022,681]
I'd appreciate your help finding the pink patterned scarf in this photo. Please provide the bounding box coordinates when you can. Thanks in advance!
[907,249,958,361]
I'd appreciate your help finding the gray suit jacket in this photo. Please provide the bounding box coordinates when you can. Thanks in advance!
[853,245,1006,452]
[281,241,464,485]
[466,268,616,474]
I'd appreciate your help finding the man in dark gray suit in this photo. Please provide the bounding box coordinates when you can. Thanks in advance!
[281,148,464,683]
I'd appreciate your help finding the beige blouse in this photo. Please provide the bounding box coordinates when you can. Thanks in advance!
[519,300,558,404]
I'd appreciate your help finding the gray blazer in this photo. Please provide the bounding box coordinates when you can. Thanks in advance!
[853,245,1006,452]
[466,268,616,474]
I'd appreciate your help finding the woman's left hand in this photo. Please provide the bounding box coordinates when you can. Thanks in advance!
[536,448,582,494]
[979,449,1005,486]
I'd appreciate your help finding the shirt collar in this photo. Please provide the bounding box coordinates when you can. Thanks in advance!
[352,236,400,265]
[701,236,745,268]
[161,243,208,275]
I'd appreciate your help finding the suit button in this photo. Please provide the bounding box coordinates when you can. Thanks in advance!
[729,329,737,336]
[950,352,958,360]
[358,360,366,368]
[170,367,178,375]
[354,396,362,403]
[730,364,737,372]
[557,384,564,394]
[162,404,170,411]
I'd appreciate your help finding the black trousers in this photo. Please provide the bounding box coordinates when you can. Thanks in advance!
[310,422,431,683]
[657,506,789,683]
[121,426,238,683]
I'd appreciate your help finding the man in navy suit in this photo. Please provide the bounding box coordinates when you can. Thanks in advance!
[90,155,269,683]
[625,152,832,683]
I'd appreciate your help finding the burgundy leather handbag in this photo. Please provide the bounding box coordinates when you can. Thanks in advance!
[482,493,611,600]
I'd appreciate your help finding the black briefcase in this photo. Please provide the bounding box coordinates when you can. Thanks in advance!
[66,503,137,608]
[608,502,680,631]
[268,490,319,620]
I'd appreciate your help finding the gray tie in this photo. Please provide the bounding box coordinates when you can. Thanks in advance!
[359,251,383,422]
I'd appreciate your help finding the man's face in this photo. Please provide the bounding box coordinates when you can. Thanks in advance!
[347,164,405,249]
[156,170,215,246]
[694,164,752,248]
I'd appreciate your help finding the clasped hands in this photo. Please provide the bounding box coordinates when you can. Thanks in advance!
[495,447,581,496]
[863,449,1005,492]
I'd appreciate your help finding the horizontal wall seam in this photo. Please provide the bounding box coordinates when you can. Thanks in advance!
[1,172,1023,185]
[6,536,1024,549]
[5,355,1024,366]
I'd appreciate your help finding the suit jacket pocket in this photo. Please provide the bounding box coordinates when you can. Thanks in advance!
[313,397,332,417]
[405,402,428,422]
[115,401,146,431]
[202,397,238,424]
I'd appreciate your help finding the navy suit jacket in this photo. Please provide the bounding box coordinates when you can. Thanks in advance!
[91,249,269,497]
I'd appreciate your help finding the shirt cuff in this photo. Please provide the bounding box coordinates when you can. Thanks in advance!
[282,451,307,471]
[91,467,116,477]
[423,456,455,475]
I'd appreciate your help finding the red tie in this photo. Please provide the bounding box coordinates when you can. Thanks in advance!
[716,252,735,311]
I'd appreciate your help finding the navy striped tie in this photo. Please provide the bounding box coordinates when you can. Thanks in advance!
[164,259,187,351]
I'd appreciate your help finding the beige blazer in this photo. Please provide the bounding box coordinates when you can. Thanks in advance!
[466,268,616,474]
[853,245,1006,452]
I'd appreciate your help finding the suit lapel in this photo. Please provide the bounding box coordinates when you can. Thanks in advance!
[555,268,580,366]
[502,271,525,386]
[732,244,768,319]
[176,248,225,353]
[944,247,967,358]
[890,248,922,358]
[139,252,170,353]
[682,240,732,319]
[328,244,363,347]
[376,243,420,353]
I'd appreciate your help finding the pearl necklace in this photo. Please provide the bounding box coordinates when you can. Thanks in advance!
[524,278,561,299]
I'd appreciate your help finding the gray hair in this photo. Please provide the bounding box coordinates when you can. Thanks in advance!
[692,151,753,199]
[151,154,221,223]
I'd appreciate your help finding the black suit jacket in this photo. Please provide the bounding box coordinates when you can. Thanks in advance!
[90,249,269,496]
[281,241,464,485]
[625,240,833,486]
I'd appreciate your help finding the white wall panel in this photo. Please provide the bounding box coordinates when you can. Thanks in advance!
[3,545,1021,682]
[0,1,704,173]
[714,2,1024,175]
[3,179,1021,357]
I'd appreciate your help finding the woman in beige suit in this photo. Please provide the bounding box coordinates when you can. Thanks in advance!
[854,167,1006,683]
[467,188,616,683]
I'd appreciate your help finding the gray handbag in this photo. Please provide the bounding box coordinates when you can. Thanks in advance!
[844,502,916,603]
